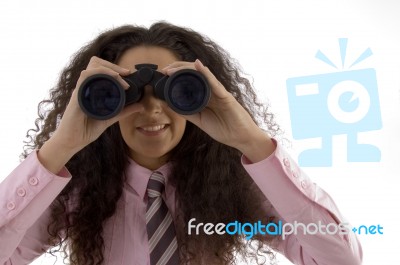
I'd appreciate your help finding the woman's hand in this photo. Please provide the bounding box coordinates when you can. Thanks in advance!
[162,60,276,162]
[38,57,144,173]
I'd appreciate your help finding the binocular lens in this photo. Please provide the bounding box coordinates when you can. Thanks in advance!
[78,76,125,119]
[78,67,210,119]
[167,73,209,114]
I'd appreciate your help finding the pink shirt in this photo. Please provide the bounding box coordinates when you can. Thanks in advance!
[0,141,362,265]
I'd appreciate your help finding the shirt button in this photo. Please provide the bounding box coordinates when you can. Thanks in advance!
[17,188,26,197]
[28,177,39,186]
[7,201,16,210]
[292,171,299,178]
[283,158,290,167]
[301,180,307,189]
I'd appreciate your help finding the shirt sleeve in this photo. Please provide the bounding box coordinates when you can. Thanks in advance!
[241,139,363,265]
[0,151,72,264]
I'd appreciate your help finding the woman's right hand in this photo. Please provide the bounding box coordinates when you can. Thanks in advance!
[37,56,144,174]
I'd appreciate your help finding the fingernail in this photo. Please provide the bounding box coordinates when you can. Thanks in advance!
[196,59,204,67]
[166,68,175,75]
[122,80,130,89]
[161,64,171,70]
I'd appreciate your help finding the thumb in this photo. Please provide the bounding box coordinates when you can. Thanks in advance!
[106,103,144,125]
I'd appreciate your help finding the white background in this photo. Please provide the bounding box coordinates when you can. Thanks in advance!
[0,0,399,264]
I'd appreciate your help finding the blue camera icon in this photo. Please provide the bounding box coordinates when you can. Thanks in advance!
[286,68,382,166]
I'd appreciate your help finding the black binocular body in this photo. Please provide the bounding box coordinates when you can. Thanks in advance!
[78,64,210,120]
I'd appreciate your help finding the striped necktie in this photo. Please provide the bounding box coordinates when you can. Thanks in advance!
[146,171,180,265]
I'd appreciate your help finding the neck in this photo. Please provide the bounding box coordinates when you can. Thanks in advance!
[129,153,169,170]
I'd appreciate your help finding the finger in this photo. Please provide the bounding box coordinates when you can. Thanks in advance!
[88,56,131,76]
[164,65,197,76]
[194,59,229,99]
[160,61,195,74]
[105,103,145,126]
[161,61,194,69]
[180,112,201,126]
[79,67,130,90]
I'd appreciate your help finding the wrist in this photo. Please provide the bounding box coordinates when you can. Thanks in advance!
[236,130,276,163]
[37,135,79,174]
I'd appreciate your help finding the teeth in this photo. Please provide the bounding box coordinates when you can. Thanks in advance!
[141,124,166,132]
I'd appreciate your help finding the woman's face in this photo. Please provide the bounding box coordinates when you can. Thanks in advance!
[117,46,187,170]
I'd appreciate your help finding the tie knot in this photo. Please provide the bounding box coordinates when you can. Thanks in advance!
[147,172,165,198]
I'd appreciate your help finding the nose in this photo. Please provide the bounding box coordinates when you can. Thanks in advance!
[140,85,163,114]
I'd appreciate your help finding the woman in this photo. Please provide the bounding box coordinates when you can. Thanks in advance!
[0,22,362,264]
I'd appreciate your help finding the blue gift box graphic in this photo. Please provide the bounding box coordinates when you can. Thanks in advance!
[286,39,382,167]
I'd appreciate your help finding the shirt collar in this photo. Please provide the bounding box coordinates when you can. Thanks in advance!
[125,157,172,199]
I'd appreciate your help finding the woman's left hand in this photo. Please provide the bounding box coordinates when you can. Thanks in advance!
[162,60,276,162]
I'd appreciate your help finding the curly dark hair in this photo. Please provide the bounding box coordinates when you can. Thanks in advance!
[22,21,282,265]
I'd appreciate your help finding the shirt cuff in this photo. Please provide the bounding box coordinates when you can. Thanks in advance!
[0,151,72,230]
[240,139,345,223]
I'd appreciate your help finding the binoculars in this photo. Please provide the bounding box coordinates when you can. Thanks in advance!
[78,63,210,120]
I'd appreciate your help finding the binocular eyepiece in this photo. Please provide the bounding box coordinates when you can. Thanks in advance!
[78,64,210,120]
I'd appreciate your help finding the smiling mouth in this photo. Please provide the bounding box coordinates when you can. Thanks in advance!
[137,124,169,135]
[140,124,166,131]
